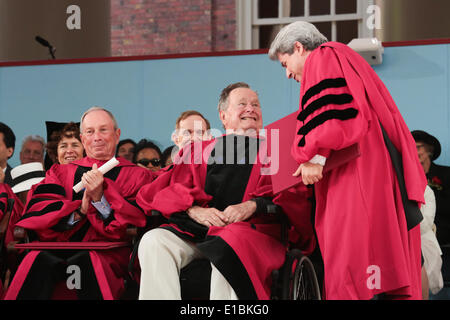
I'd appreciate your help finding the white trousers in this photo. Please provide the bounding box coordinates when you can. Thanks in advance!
[138,228,238,300]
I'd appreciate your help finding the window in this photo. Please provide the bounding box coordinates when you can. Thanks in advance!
[237,0,375,50]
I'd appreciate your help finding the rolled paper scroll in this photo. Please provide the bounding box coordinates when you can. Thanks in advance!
[73,157,120,193]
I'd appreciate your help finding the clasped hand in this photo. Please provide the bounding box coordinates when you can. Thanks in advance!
[80,163,104,215]
[187,201,257,227]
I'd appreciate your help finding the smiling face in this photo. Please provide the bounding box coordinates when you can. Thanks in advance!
[80,110,121,160]
[277,41,309,82]
[57,136,84,164]
[219,87,263,132]
[136,148,161,171]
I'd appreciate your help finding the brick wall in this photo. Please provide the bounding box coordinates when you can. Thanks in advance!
[111,0,236,56]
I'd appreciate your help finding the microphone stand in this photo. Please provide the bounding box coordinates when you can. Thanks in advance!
[48,46,56,60]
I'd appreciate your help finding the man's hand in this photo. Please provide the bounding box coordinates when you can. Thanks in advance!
[222,201,257,224]
[293,162,324,185]
[80,189,91,215]
[187,206,228,227]
[81,163,104,202]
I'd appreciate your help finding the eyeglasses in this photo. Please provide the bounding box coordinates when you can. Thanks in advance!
[137,158,161,167]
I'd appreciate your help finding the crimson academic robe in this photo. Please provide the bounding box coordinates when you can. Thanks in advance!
[0,183,24,247]
[4,157,154,300]
[292,42,427,299]
[0,184,24,298]
[136,135,315,300]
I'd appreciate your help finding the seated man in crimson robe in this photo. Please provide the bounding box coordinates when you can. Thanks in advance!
[136,82,315,300]
[4,107,155,300]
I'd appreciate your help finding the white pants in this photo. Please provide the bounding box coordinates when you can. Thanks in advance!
[138,228,238,300]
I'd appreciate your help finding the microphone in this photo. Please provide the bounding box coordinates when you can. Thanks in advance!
[35,36,50,47]
[35,35,56,59]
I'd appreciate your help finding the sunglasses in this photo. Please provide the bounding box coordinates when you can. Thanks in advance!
[137,158,161,167]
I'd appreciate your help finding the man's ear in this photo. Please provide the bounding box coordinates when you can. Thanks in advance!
[294,41,305,54]
[219,110,226,126]
[6,147,13,159]
[171,131,179,145]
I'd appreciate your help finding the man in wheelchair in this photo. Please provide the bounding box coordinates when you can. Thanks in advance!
[136,82,316,300]
[4,107,155,300]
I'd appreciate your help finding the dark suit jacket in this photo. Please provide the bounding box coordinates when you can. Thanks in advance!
[427,162,450,246]
[3,164,13,187]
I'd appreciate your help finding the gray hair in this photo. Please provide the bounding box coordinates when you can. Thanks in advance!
[218,82,257,112]
[80,106,118,133]
[268,21,328,60]
[21,135,45,151]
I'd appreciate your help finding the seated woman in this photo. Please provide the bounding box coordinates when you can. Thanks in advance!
[48,122,85,165]
[133,139,162,172]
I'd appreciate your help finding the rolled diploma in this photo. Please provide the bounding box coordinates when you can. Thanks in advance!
[73,157,120,193]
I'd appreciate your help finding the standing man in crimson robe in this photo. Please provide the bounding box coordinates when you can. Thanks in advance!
[136,82,315,300]
[268,21,427,300]
[4,107,155,300]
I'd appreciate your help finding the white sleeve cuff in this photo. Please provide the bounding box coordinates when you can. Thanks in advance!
[309,154,327,166]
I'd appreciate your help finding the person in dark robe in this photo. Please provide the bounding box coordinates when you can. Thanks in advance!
[0,122,16,187]
[268,21,426,300]
[4,107,155,300]
[412,130,450,299]
[136,82,315,300]
[412,130,450,247]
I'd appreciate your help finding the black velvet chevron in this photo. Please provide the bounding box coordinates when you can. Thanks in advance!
[297,108,358,147]
[301,77,347,107]
[298,93,354,121]
[19,201,64,220]
[34,183,66,197]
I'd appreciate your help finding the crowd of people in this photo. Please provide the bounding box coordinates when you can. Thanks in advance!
[0,21,449,300]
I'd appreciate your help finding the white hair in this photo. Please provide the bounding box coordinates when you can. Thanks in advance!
[268,21,328,60]
[21,135,45,151]
[80,106,118,133]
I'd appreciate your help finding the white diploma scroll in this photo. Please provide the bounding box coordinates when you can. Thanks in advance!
[72,157,120,193]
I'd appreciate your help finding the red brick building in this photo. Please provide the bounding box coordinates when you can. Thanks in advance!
[111,0,236,56]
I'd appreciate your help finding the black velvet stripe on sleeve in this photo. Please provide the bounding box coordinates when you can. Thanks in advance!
[298,93,354,122]
[301,78,347,107]
[250,197,279,215]
[126,199,144,211]
[34,184,66,197]
[26,197,54,211]
[0,202,5,213]
[165,212,209,242]
[20,201,64,220]
[0,192,7,199]
[297,108,358,147]
[101,210,116,227]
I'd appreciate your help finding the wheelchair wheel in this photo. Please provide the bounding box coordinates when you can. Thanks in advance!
[280,249,321,300]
